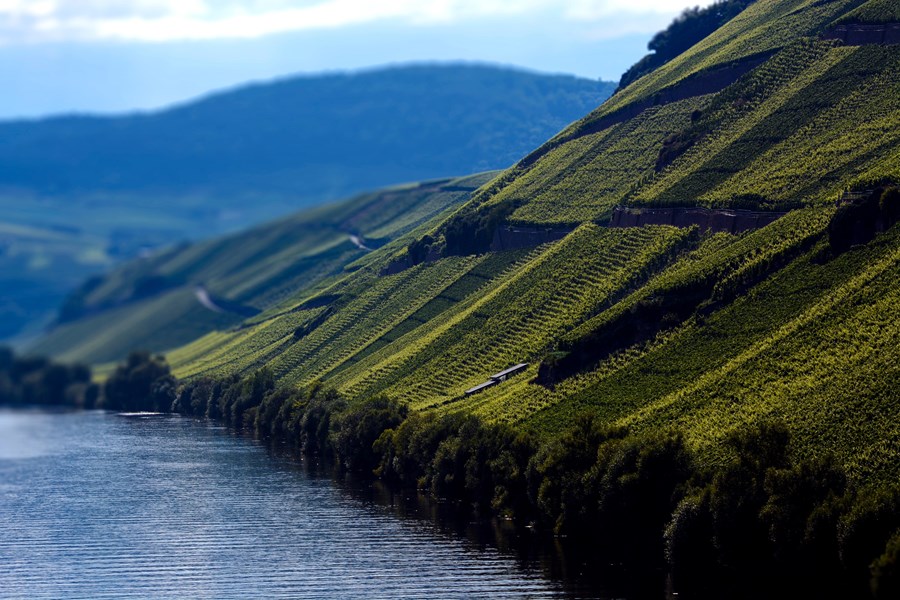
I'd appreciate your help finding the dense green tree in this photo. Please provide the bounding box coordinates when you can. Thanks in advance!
[872,531,900,600]
[618,0,757,90]
[332,395,407,472]
[102,351,173,411]
[840,487,900,590]
[0,346,93,408]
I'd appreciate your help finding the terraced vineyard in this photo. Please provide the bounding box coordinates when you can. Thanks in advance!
[158,0,898,448]
[339,226,689,407]
[696,45,900,206]
[505,99,703,225]
[32,174,493,364]
[836,0,900,25]
[629,39,853,207]
[32,0,900,536]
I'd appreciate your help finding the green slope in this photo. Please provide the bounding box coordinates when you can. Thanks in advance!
[68,0,900,488]
[837,0,900,24]
[31,174,494,364]
[0,64,615,341]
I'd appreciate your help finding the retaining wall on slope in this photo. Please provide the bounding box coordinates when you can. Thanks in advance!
[382,208,787,275]
[822,23,900,45]
[489,226,572,251]
[609,206,787,234]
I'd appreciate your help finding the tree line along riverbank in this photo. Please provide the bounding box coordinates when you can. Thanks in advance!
[1,347,898,599]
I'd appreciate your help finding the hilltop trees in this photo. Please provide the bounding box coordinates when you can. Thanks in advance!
[618,0,757,90]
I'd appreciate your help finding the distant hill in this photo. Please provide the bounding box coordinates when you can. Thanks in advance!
[0,64,613,203]
[30,173,494,364]
[0,64,614,340]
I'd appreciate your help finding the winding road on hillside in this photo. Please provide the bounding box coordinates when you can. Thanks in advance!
[194,285,227,313]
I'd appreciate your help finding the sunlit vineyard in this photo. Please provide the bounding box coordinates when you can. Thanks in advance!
[699,46,900,206]
[562,0,859,138]
[154,0,900,509]
[507,99,701,225]
[335,226,689,407]
[836,0,900,25]
[33,174,491,364]
[628,40,847,207]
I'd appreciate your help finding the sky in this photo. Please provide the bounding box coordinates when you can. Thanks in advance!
[0,1,715,119]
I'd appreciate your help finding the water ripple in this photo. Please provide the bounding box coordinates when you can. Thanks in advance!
[0,411,575,599]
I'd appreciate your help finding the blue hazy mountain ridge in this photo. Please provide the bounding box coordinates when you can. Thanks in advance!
[0,64,613,202]
[0,64,615,341]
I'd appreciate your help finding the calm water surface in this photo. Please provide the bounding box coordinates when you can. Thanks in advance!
[0,409,654,599]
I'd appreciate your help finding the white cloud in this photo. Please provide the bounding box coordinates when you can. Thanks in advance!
[0,0,712,44]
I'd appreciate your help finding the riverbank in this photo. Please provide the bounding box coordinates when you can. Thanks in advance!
[1,409,599,599]
[4,347,899,599]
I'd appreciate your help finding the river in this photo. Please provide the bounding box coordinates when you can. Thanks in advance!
[0,409,659,599]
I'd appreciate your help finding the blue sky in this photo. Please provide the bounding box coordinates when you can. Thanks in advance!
[1,1,714,119]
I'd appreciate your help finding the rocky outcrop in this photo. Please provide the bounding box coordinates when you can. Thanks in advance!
[609,206,786,234]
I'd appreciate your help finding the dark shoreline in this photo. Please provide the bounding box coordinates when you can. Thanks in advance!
[4,347,899,599]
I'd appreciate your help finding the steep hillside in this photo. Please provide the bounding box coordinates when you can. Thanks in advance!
[0,64,614,341]
[151,0,900,491]
[31,173,493,364]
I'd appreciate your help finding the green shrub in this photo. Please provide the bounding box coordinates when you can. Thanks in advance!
[331,395,407,472]
[443,201,515,255]
[839,486,900,586]
[872,530,900,600]
[103,351,174,412]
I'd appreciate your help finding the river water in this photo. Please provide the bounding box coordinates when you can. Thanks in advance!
[0,409,657,599]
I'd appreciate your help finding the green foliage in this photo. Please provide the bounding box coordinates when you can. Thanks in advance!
[406,234,434,265]
[618,0,757,90]
[0,346,96,408]
[828,189,890,254]
[103,351,175,412]
[871,530,900,600]
[529,413,627,531]
[443,201,516,255]
[839,487,900,586]
[331,395,407,472]
[665,421,857,596]
[761,455,848,569]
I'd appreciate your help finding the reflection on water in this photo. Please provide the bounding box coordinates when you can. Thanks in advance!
[0,410,661,599]
[0,409,73,460]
